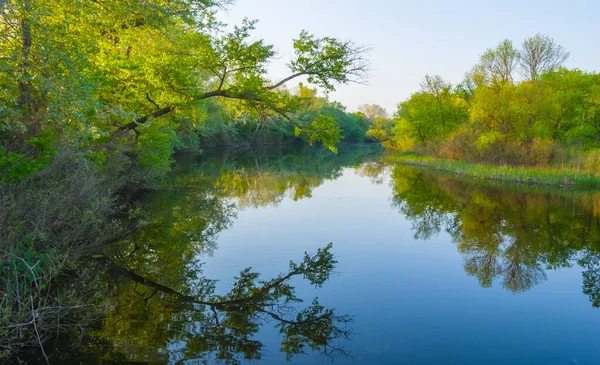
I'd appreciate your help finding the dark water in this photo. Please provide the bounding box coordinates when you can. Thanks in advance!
[62,144,600,364]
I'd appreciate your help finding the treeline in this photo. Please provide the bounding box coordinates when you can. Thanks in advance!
[196,83,376,148]
[0,0,370,183]
[370,34,600,167]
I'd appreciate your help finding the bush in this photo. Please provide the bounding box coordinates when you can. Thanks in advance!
[0,150,126,359]
[438,129,561,167]
[437,128,480,161]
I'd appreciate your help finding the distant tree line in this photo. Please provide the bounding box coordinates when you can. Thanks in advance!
[369,34,600,167]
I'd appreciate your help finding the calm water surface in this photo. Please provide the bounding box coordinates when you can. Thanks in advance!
[65,144,600,364]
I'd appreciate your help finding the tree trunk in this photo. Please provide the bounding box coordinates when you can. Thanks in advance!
[18,0,34,133]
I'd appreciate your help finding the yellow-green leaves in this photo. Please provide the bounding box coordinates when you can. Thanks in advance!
[394,75,469,146]
[1,0,371,176]
[295,113,342,152]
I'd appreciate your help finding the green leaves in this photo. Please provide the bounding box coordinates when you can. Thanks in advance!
[379,35,600,167]
[295,113,342,152]
[394,75,469,146]
[0,0,371,176]
[289,31,369,92]
[476,39,519,85]
[0,132,56,182]
[136,123,183,176]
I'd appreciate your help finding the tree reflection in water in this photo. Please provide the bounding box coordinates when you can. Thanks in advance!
[390,164,600,296]
[82,244,351,364]
[49,146,381,364]
[39,146,600,363]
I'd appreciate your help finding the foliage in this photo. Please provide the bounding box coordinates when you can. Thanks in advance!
[395,75,469,147]
[474,39,520,85]
[0,0,370,175]
[380,34,600,170]
[192,83,372,147]
[366,117,398,149]
[0,1,372,357]
[0,152,126,360]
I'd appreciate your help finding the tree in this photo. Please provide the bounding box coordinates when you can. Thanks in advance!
[366,117,396,147]
[394,75,468,145]
[520,34,569,80]
[374,35,600,164]
[474,39,519,85]
[109,25,369,150]
[0,0,370,167]
[455,70,477,105]
[0,1,372,359]
[469,82,518,134]
[419,74,450,96]
[358,104,388,121]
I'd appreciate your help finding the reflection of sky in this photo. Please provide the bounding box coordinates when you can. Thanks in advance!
[219,0,600,114]
[201,167,600,364]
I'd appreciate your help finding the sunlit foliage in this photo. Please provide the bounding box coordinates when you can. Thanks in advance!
[381,34,600,168]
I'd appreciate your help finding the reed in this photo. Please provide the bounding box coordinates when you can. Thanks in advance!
[386,153,600,187]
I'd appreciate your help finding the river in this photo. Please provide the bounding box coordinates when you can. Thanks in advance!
[56,143,600,364]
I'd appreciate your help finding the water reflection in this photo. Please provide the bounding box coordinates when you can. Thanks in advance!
[43,144,600,364]
[86,244,350,364]
[173,143,385,207]
[52,145,382,364]
[390,164,600,297]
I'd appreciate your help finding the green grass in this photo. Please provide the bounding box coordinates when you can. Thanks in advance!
[385,153,600,187]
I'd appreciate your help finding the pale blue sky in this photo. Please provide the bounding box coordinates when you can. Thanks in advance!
[219,0,599,113]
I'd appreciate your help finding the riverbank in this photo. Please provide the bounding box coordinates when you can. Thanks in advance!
[385,153,600,187]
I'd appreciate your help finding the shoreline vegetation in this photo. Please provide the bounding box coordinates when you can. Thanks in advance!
[387,153,600,188]
[363,35,600,190]
[0,0,377,361]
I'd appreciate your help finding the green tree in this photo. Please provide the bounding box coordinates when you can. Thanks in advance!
[394,75,468,146]
[0,0,370,177]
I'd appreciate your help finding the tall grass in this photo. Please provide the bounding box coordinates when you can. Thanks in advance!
[386,153,600,187]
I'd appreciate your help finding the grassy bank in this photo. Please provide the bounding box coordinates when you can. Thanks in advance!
[385,153,600,187]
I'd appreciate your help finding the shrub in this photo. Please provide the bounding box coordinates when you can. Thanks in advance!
[438,128,560,167]
[0,150,126,359]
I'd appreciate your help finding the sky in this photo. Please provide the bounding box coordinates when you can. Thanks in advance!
[218,0,600,114]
